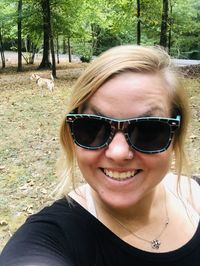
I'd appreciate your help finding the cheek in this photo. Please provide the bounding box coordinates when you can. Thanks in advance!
[135,148,173,170]
[75,146,103,170]
[74,147,104,187]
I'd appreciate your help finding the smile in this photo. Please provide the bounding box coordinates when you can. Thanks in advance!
[102,169,141,181]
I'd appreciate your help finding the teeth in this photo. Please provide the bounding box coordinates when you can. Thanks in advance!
[103,169,139,180]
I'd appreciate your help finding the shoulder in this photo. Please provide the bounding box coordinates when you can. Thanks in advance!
[26,197,95,236]
[0,197,97,266]
[3,197,86,247]
[163,172,200,215]
[26,197,79,225]
[186,177,200,214]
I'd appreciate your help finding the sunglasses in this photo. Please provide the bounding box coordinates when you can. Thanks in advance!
[66,113,180,154]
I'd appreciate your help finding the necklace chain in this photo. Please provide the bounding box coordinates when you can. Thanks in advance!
[106,188,169,250]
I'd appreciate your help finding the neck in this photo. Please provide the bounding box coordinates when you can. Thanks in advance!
[92,183,165,226]
[91,183,169,250]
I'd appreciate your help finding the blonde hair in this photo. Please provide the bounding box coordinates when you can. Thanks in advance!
[55,45,190,197]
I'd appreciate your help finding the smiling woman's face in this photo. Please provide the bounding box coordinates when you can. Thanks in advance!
[74,72,173,210]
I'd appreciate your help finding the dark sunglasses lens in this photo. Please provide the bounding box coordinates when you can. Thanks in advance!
[72,118,111,148]
[128,121,171,152]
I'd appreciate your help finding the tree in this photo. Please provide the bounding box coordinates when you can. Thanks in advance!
[47,0,56,77]
[0,0,17,68]
[39,0,51,69]
[136,0,141,45]
[17,0,22,71]
[0,27,5,68]
[160,0,169,48]
[168,0,174,54]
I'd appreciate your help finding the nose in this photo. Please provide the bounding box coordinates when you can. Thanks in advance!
[105,132,134,161]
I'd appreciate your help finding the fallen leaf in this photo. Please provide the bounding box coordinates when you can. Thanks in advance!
[0,220,8,226]
[41,188,47,194]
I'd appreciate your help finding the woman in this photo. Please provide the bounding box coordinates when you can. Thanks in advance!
[1,45,200,265]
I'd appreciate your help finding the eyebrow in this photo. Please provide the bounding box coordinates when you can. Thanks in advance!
[79,104,102,115]
[138,107,166,117]
[82,104,166,118]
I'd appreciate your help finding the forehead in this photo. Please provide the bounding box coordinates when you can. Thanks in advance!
[83,72,172,118]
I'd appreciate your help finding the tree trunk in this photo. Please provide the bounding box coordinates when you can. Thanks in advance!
[46,0,56,77]
[50,36,56,77]
[26,36,31,52]
[136,0,141,45]
[39,0,51,69]
[0,28,5,69]
[56,34,59,64]
[160,0,169,48]
[17,0,22,72]
[168,2,173,54]
[67,37,71,62]
[63,37,67,54]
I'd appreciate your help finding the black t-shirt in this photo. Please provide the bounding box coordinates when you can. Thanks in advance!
[1,197,200,266]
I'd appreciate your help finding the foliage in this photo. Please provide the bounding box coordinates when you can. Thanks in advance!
[169,0,200,58]
[0,0,200,63]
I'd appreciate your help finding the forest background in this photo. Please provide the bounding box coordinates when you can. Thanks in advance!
[0,0,200,252]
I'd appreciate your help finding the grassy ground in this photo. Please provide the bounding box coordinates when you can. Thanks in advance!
[0,62,199,252]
